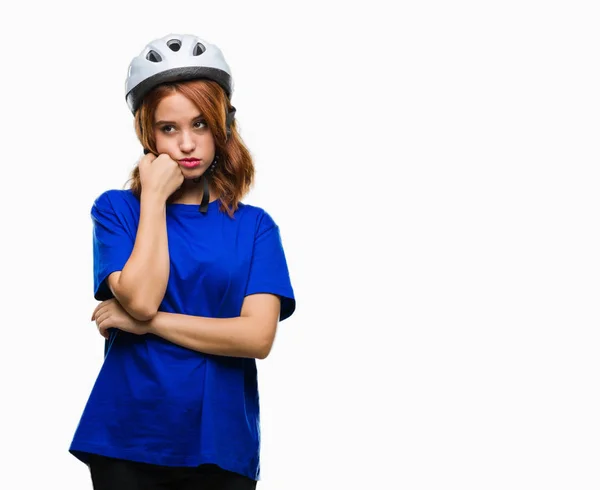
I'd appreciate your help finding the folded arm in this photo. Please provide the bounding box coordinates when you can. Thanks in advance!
[105,193,170,321]
[146,293,281,359]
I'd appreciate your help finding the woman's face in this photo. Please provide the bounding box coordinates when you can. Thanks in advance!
[153,92,216,179]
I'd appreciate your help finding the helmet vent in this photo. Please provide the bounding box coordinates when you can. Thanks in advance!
[193,43,206,56]
[146,50,162,63]
[167,39,181,52]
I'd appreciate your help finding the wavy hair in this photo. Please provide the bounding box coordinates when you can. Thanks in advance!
[125,79,254,218]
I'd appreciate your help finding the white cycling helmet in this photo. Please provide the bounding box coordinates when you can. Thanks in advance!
[125,33,234,114]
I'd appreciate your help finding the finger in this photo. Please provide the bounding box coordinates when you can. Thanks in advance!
[91,303,103,321]
[95,316,111,339]
[97,319,108,338]
[95,310,110,326]
[142,152,157,165]
[96,315,111,339]
[91,299,112,320]
[98,322,110,340]
[92,302,109,322]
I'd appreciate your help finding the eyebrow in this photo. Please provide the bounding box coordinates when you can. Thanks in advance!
[154,114,204,126]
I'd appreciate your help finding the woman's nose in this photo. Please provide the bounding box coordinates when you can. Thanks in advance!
[180,131,196,152]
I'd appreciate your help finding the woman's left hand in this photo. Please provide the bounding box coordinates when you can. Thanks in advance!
[92,298,150,339]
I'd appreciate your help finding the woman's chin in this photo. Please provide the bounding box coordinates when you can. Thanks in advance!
[180,164,206,177]
[183,171,205,181]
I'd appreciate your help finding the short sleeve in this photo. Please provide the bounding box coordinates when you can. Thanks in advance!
[91,191,135,301]
[245,211,296,322]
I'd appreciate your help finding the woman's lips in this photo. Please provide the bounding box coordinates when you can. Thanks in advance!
[179,159,201,168]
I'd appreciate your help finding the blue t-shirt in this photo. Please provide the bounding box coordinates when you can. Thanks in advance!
[69,189,296,481]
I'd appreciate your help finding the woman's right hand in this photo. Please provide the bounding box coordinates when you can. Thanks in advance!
[138,153,185,201]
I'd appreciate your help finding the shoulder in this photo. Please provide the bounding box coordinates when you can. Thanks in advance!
[92,189,138,213]
[236,201,279,236]
[90,190,140,226]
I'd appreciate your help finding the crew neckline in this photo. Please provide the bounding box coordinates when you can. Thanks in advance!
[166,198,222,215]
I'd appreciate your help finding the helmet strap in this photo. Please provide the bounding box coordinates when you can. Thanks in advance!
[226,106,236,139]
[199,176,210,213]
[195,152,220,213]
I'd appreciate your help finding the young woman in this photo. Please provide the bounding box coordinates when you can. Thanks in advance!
[69,33,296,490]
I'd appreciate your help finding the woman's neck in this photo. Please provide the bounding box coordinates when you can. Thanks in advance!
[169,184,218,205]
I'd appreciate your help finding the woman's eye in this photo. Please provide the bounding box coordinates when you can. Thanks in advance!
[160,121,205,133]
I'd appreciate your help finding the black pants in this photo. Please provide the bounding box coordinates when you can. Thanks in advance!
[88,454,258,490]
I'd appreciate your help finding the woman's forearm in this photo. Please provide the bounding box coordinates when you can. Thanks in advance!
[117,191,170,319]
[147,312,267,359]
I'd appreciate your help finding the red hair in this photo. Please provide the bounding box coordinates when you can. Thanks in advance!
[125,79,254,218]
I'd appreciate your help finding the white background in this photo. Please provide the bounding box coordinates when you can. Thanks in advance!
[0,0,599,488]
